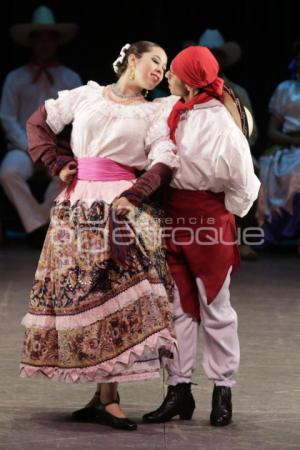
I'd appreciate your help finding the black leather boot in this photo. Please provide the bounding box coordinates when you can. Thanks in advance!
[71,391,120,422]
[142,383,195,423]
[210,385,232,426]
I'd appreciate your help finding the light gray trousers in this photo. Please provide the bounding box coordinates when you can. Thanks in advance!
[0,149,62,233]
[167,268,240,387]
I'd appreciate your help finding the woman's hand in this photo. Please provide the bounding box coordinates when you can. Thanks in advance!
[59,161,77,183]
[112,196,134,218]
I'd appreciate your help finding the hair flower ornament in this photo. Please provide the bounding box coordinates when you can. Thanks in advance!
[113,43,131,73]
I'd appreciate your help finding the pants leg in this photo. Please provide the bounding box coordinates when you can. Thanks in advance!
[167,268,240,387]
[167,284,199,385]
[196,267,240,387]
[0,150,49,233]
[41,176,64,217]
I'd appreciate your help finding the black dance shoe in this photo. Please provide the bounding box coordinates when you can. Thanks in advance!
[210,385,232,426]
[72,391,120,422]
[142,383,195,423]
[101,402,137,431]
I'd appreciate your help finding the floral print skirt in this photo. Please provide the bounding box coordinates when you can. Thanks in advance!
[20,187,175,383]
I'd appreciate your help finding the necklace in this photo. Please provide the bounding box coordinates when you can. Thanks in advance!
[111,83,143,99]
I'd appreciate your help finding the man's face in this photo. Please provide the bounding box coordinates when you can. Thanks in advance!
[30,30,59,62]
[165,67,188,96]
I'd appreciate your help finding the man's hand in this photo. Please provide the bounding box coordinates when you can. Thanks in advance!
[59,161,77,183]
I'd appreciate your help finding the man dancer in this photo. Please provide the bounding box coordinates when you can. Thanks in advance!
[143,46,260,426]
[0,6,82,247]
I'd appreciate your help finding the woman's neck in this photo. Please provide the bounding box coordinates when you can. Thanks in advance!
[116,77,142,97]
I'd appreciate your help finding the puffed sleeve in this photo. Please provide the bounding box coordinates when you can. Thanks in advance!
[269,81,289,120]
[145,102,179,170]
[45,85,85,134]
[27,105,74,176]
[215,129,261,217]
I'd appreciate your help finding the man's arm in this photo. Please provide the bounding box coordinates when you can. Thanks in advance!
[0,73,28,150]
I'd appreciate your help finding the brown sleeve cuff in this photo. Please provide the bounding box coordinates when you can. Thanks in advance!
[50,155,76,177]
[121,162,173,206]
[26,105,73,175]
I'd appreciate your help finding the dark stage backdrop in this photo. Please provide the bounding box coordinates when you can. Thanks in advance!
[1,0,299,153]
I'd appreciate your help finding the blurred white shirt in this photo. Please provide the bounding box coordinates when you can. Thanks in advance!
[0,64,82,151]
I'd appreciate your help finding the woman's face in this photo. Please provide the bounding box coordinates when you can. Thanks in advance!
[131,47,167,90]
[165,67,188,96]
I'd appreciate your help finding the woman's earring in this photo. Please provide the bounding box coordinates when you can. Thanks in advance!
[129,68,135,81]
[144,90,149,98]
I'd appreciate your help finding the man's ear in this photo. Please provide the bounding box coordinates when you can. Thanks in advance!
[185,84,200,97]
[183,84,192,95]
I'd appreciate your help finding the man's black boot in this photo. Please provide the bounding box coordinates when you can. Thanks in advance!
[210,385,232,426]
[143,383,195,423]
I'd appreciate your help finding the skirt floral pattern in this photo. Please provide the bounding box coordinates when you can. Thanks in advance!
[20,198,175,383]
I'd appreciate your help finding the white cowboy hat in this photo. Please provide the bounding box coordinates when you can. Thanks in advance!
[10,5,79,47]
[198,29,241,67]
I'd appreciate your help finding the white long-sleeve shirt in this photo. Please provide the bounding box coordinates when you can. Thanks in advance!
[0,64,82,151]
[159,97,260,217]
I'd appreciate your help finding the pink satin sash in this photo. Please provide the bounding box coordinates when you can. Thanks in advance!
[77,157,136,181]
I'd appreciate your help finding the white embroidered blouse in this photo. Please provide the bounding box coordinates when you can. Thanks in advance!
[45,81,178,171]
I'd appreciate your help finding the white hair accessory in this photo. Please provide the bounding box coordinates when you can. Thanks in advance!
[113,43,131,73]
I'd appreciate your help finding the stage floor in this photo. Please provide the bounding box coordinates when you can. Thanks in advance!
[1,244,300,450]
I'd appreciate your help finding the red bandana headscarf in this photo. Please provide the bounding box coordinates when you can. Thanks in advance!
[167,46,224,142]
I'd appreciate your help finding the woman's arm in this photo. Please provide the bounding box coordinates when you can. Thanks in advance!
[0,73,28,151]
[26,105,75,177]
[268,114,300,147]
[113,162,173,217]
[113,106,179,216]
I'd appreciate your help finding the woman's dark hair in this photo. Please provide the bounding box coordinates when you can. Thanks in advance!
[114,41,162,78]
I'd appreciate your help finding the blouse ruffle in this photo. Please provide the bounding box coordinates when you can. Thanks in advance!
[44,81,178,170]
